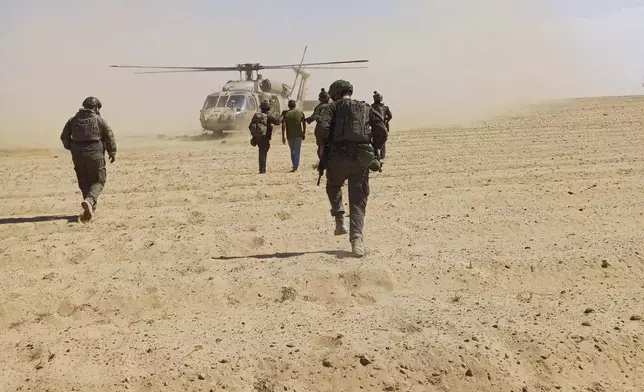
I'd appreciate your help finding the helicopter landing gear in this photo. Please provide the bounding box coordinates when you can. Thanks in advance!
[211,129,225,139]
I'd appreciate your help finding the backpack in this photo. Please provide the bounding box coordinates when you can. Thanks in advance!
[249,112,268,140]
[332,99,371,144]
[71,112,101,142]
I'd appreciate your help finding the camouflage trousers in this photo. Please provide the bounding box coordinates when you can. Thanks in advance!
[71,153,106,209]
[325,153,370,242]
[380,124,389,159]
[257,139,270,173]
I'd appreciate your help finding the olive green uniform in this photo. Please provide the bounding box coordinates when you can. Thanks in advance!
[259,114,280,173]
[315,98,388,244]
[306,101,329,124]
[371,102,392,159]
[60,108,117,210]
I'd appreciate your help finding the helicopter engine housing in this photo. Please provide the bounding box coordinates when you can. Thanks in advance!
[260,79,289,96]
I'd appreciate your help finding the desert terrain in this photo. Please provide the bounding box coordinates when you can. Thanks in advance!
[1,95,644,392]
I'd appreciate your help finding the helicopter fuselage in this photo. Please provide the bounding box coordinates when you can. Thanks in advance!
[110,49,368,134]
[199,79,293,133]
[199,77,317,133]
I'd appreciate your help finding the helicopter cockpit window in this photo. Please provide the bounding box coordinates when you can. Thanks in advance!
[203,94,248,111]
[226,95,247,111]
[203,95,221,109]
[245,96,257,111]
[269,96,280,117]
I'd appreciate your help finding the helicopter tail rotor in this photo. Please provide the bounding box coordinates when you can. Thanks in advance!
[289,46,308,98]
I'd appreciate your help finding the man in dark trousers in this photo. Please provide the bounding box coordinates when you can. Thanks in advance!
[249,100,281,174]
[306,89,331,166]
[371,91,392,159]
[315,80,388,257]
[61,96,117,222]
[305,88,331,125]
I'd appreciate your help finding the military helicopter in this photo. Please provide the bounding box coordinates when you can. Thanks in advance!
[110,47,368,134]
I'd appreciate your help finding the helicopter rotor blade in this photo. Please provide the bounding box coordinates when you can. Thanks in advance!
[262,59,368,69]
[132,65,368,74]
[132,69,220,74]
[110,65,238,71]
[110,59,368,73]
[301,66,368,70]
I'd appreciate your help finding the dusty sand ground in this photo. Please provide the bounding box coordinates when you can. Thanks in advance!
[1,96,644,392]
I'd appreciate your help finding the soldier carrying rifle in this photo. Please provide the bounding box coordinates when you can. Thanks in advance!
[315,80,387,257]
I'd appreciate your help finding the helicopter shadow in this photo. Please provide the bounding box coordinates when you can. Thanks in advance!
[0,214,78,225]
[213,249,354,261]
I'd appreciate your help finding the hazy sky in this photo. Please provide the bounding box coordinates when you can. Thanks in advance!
[0,0,643,146]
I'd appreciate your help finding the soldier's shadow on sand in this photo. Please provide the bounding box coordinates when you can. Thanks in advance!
[214,250,354,260]
[0,214,78,225]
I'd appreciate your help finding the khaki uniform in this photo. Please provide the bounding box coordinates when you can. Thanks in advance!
[60,108,117,210]
[249,111,280,173]
[306,101,329,124]
[371,102,392,159]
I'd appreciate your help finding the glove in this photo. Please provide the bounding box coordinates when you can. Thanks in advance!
[108,153,116,163]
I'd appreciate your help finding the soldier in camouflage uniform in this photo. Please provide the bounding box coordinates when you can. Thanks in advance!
[60,96,117,222]
[315,80,388,257]
[305,88,330,125]
[371,91,392,159]
[306,88,331,160]
[249,100,281,174]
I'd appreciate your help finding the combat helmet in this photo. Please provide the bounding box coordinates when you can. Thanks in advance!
[318,88,330,102]
[259,100,271,112]
[82,96,102,111]
[373,91,383,103]
[328,80,353,100]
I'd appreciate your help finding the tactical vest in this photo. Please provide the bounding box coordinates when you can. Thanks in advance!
[71,113,101,142]
[371,103,387,119]
[332,99,371,145]
[314,102,328,116]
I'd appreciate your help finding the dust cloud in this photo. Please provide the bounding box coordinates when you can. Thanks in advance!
[0,0,631,148]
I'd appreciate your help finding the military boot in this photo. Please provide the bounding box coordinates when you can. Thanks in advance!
[334,216,348,235]
[351,238,366,258]
[80,199,93,222]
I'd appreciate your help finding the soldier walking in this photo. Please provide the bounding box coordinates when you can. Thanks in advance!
[281,99,307,172]
[305,88,330,125]
[371,91,392,159]
[315,80,388,257]
[249,100,281,174]
[306,88,331,163]
[60,96,117,223]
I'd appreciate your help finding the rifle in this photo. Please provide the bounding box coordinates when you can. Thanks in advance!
[317,120,336,186]
[317,139,331,186]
